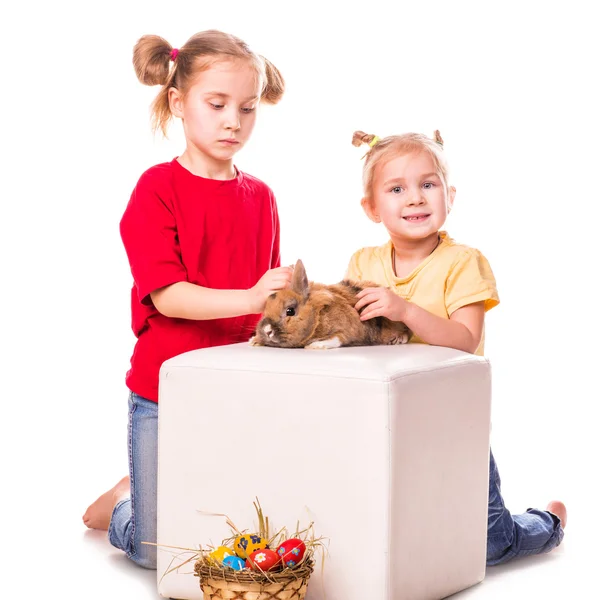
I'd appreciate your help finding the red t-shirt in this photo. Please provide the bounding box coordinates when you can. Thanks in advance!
[119,158,281,402]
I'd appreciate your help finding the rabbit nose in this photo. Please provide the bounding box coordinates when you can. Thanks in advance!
[263,323,275,338]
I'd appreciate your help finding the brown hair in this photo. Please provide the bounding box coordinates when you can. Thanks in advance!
[352,130,449,200]
[133,30,285,136]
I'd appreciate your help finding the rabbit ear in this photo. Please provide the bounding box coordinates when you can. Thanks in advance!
[291,259,309,299]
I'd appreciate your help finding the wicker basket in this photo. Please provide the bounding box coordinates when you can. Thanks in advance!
[194,558,314,600]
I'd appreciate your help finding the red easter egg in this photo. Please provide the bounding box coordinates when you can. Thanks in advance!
[276,538,306,568]
[246,548,281,571]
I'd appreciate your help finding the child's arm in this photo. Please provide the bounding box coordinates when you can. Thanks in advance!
[402,299,484,353]
[150,266,292,320]
[355,287,484,354]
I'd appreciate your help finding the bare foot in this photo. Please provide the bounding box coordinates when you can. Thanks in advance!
[547,500,567,528]
[82,476,130,531]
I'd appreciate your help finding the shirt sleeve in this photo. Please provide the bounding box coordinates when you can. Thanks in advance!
[445,249,499,315]
[119,172,188,305]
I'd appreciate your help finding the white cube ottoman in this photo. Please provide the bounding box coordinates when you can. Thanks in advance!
[156,343,491,600]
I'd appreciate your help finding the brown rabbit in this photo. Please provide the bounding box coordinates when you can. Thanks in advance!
[249,259,411,349]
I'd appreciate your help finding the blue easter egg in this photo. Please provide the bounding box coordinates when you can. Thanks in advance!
[223,555,245,571]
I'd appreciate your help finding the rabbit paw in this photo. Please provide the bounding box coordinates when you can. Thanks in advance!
[389,332,410,345]
[248,336,261,346]
[305,337,342,350]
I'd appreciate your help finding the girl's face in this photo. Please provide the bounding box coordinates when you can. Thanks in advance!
[169,59,261,162]
[365,151,455,241]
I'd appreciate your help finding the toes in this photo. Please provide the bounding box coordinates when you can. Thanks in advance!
[547,500,567,528]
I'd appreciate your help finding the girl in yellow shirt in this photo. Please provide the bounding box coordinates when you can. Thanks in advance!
[348,129,566,565]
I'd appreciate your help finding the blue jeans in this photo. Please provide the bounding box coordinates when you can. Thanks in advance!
[108,392,158,569]
[487,449,564,565]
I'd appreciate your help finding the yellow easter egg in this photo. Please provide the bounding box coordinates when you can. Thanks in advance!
[209,545,236,564]
[234,534,267,559]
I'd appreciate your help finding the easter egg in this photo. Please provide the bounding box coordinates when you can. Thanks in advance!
[276,538,306,568]
[245,548,281,571]
[234,533,267,559]
[208,546,236,564]
[222,555,245,571]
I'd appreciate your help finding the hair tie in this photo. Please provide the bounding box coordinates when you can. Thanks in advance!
[368,136,380,147]
[170,48,179,61]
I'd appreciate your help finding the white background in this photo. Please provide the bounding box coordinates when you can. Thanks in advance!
[2,1,598,598]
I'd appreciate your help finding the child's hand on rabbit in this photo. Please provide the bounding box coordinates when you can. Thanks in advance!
[248,266,293,314]
[354,287,410,323]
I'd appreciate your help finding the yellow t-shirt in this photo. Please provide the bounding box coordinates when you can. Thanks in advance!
[345,231,499,355]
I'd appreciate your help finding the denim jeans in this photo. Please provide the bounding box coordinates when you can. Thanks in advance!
[108,392,158,569]
[487,449,564,565]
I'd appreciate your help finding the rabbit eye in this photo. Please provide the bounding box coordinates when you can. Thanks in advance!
[286,307,296,317]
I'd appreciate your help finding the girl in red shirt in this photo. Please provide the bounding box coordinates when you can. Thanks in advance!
[82,30,292,569]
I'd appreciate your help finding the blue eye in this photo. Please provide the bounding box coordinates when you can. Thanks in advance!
[391,186,403,194]
[241,107,256,114]
[210,103,224,110]
[423,182,435,189]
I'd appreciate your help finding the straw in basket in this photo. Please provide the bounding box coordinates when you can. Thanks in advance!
[193,499,322,600]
